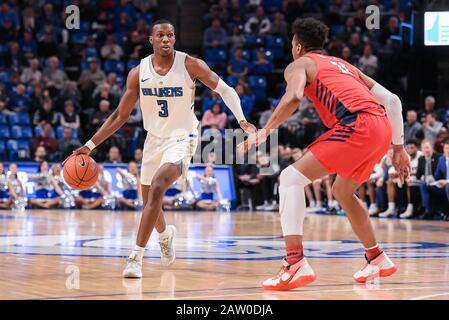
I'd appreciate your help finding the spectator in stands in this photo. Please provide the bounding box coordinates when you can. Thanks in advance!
[2,41,25,71]
[57,126,82,161]
[0,100,11,115]
[201,103,227,131]
[228,0,245,26]
[299,99,322,147]
[358,44,378,78]
[5,163,26,209]
[228,25,246,49]
[78,57,106,99]
[282,0,316,24]
[347,32,363,59]
[125,31,147,60]
[338,16,359,42]
[0,2,19,28]
[203,18,227,48]
[423,113,443,146]
[42,56,68,96]
[433,140,449,216]
[19,28,38,60]
[341,46,356,64]
[381,16,400,44]
[34,145,47,162]
[33,98,58,127]
[58,100,80,130]
[134,148,143,164]
[434,127,449,154]
[37,3,60,30]
[9,84,30,112]
[37,30,58,59]
[0,19,17,48]
[57,81,81,112]
[107,146,122,164]
[104,72,123,97]
[93,83,119,110]
[91,100,113,130]
[234,84,254,118]
[101,34,124,61]
[270,12,288,40]
[92,10,114,39]
[251,48,274,76]
[419,96,436,122]
[227,48,249,77]
[0,162,11,209]
[259,99,277,128]
[416,140,442,219]
[32,122,58,155]
[400,139,423,219]
[404,110,423,142]
[244,6,271,35]
[20,58,42,85]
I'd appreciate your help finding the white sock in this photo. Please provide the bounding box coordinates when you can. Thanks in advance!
[388,202,395,210]
[309,200,316,208]
[130,245,145,262]
[327,200,333,208]
[406,203,413,211]
[316,201,322,208]
[159,227,171,239]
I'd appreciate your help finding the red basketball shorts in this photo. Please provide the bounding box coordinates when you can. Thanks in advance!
[308,112,392,183]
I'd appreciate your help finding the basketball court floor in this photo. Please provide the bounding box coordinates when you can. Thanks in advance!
[0,209,448,300]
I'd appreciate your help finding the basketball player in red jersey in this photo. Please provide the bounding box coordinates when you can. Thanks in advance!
[241,18,411,290]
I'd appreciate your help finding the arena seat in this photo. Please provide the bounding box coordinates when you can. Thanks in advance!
[0,112,7,125]
[104,60,125,75]
[0,140,5,160]
[265,35,284,60]
[56,126,78,139]
[34,126,55,138]
[244,35,265,48]
[251,48,274,62]
[127,59,140,71]
[85,47,98,58]
[0,125,10,139]
[71,31,88,44]
[225,76,239,87]
[247,76,267,100]
[9,112,31,126]
[11,126,33,139]
[229,48,251,61]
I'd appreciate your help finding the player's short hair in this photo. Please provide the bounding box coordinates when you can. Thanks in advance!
[150,19,175,34]
[443,139,449,147]
[406,139,419,147]
[292,18,329,51]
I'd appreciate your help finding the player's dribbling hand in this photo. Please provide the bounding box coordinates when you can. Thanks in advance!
[392,145,411,184]
[62,146,91,166]
[239,120,257,134]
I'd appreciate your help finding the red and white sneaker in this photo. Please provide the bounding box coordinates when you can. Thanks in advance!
[263,258,317,291]
[353,251,398,283]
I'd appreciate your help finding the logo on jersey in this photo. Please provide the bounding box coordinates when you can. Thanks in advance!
[141,87,183,97]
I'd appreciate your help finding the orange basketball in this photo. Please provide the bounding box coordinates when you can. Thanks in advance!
[63,154,99,190]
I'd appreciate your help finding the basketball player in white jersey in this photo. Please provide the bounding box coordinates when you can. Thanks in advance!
[69,20,256,278]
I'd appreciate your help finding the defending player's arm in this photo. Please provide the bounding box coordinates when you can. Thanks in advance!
[68,67,140,157]
[358,70,410,182]
[185,56,256,133]
[241,61,306,152]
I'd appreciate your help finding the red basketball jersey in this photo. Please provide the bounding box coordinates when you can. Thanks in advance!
[303,52,385,128]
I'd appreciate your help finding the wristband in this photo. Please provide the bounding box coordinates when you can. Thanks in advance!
[85,140,96,151]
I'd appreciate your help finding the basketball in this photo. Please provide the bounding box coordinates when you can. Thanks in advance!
[63,154,99,190]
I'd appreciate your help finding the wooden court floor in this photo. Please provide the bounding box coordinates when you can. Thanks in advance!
[0,209,449,300]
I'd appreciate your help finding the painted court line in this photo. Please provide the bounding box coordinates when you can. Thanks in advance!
[409,292,449,300]
[169,285,449,300]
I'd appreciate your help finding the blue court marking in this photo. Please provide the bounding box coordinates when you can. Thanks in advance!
[32,280,449,300]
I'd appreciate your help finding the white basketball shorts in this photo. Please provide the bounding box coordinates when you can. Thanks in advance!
[140,131,199,185]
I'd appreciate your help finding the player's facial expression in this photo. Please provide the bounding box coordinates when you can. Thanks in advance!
[205,167,214,177]
[291,35,302,60]
[150,24,175,56]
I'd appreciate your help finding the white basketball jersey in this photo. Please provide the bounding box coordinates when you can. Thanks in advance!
[139,51,198,138]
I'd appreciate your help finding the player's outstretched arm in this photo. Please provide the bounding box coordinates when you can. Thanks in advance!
[67,67,140,159]
[358,70,410,183]
[185,55,256,133]
[238,61,306,154]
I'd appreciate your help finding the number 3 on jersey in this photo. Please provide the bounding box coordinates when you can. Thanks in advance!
[157,100,168,117]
